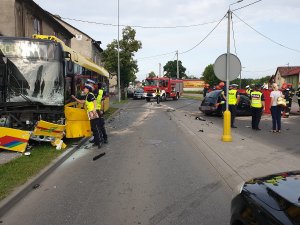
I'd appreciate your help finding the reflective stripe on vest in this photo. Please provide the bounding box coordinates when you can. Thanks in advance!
[228,90,238,105]
[250,91,262,108]
[85,93,95,112]
[246,89,252,95]
[96,89,104,110]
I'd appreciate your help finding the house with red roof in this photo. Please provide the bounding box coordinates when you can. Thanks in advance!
[274,66,300,88]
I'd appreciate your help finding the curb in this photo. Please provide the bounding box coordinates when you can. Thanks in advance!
[0,137,88,218]
[0,107,123,218]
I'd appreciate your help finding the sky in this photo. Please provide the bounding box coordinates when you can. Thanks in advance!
[34,0,300,81]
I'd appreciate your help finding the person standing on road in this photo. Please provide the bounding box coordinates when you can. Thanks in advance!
[270,83,284,133]
[246,85,253,96]
[203,84,209,97]
[296,82,300,112]
[219,82,227,114]
[155,88,161,104]
[250,84,265,131]
[72,84,103,148]
[228,84,240,128]
[95,83,108,144]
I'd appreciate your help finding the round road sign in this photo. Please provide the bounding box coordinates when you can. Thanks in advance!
[213,53,241,81]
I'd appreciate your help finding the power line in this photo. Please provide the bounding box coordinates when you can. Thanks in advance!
[233,12,300,53]
[244,68,275,73]
[232,0,263,12]
[137,51,177,60]
[61,17,220,29]
[231,14,238,56]
[179,13,227,54]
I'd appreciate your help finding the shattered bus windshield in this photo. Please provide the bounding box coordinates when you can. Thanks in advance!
[0,39,63,105]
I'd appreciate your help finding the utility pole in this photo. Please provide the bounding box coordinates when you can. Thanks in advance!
[117,0,121,102]
[176,50,179,79]
[222,9,232,142]
[159,63,161,77]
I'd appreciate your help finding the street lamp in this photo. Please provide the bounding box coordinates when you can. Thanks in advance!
[239,66,245,88]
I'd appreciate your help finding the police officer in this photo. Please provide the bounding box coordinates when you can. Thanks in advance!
[72,84,103,148]
[228,84,240,128]
[250,84,265,130]
[246,85,253,96]
[95,83,108,144]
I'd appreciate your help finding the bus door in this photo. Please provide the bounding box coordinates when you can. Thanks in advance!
[0,56,7,102]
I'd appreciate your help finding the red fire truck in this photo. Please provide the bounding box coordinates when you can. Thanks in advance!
[143,77,183,102]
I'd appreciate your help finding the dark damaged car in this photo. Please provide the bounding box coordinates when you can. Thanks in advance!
[231,171,300,225]
[199,90,251,116]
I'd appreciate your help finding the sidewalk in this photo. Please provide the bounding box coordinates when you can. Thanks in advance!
[169,108,300,191]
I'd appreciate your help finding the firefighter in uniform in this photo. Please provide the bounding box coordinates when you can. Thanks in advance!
[282,83,294,118]
[296,82,300,112]
[72,84,103,148]
[155,88,161,104]
[250,84,265,130]
[95,83,108,144]
[219,82,226,113]
[228,84,240,128]
[203,84,209,97]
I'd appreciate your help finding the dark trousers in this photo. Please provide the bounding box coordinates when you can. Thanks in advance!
[229,105,237,126]
[97,110,107,141]
[298,99,300,108]
[251,107,262,129]
[90,118,102,145]
[271,106,281,131]
[156,96,160,104]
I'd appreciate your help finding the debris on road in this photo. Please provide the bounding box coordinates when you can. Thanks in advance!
[93,152,106,161]
[24,152,31,156]
[32,184,40,189]
[198,129,204,132]
[195,116,206,121]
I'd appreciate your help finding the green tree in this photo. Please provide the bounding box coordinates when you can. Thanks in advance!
[201,64,220,86]
[102,26,142,99]
[148,71,156,78]
[163,60,186,78]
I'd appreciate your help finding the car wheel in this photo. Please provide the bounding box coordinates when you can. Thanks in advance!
[146,98,150,102]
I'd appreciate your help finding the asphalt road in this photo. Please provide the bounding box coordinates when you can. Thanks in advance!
[176,97,300,155]
[1,98,232,225]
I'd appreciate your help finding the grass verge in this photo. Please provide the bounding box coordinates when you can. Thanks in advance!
[0,107,118,202]
[0,145,63,201]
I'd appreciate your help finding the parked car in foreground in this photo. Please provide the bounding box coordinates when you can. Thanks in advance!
[199,90,251,116]
[133,88,145,99]
[231,171,300,225]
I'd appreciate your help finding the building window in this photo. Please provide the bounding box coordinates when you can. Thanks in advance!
[33,18,41,34]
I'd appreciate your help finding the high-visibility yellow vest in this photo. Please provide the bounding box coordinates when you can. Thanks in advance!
[250,91,263,108]
[246,89,252,95]
[228,90,238,105]
[96,89,104,110]
[155,89,161,96]
[85,93,95,112]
